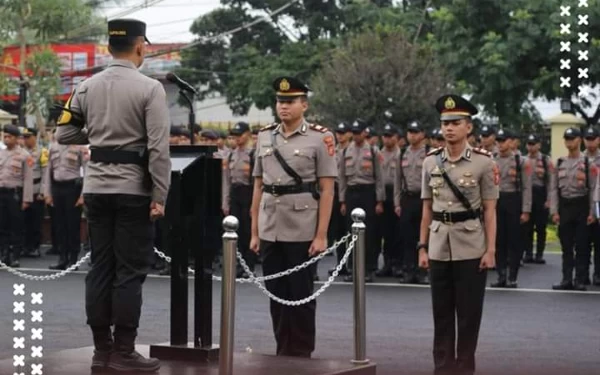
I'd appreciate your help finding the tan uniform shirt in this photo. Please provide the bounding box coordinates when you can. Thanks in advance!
[222,146,253,212]
[381,147,399,187]
[26,146,48,196]
[55,59,171,205]
[550,154,598,216]
[252,121,337,242]
[495,152,532,213]
[527,152,553,199]
[0,146,34,203]
[42,143,87,197]
[422,145,499,261]
[584,149,600,168]
[394,145,427,207]
[338,141,385,202]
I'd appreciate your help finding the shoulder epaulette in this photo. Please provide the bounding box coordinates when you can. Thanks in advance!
[426,147,443,156]
[309,123,328,133]
[473,147,492,157]
[260,123,277,132]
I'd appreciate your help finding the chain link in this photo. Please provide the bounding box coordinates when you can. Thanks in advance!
[0,252,92,281]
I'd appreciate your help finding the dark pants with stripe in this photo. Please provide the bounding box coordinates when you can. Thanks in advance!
[345,184,377,271]
[0,188,24,262]
[495,192,522,281]
[261,240,315,357]
[53,180,82,265]
[230,184,255,270]
[558,197,589,282]
[430,259,487,375]
[85,194,154,352]
[400,193,422,275]
[523,186,548,259]
[24,193,44,252]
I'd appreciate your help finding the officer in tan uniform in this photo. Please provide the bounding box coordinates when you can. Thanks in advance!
[339,119,385,282]
[55,19,169,372]
[394,121,430,284]
[250,76,337,357]
[222,121,256,277]
[22,128,48,258]
[583,127,600,285]
[418,95,498,375]
[550,127,598,291]
[43,141,87,270]
[0,125,34,268]
[489,128,532,288]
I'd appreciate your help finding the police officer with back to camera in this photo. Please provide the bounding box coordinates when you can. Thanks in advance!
[22,127,48,258]
[583,126,600,285]
[419,94,498,375]
[523,133,552,264]
[489,128,532,288]
[395,120,430,284]
[550,127,598,291]
[250,76,337,357]
[0,124,34,268]
[55,19,170,372]
[222,121,256,277]
[339,119,385,282]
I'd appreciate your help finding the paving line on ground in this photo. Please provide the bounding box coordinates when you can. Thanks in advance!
[4,267,600,295]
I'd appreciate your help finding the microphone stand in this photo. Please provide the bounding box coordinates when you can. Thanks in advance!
[178,89,195,145]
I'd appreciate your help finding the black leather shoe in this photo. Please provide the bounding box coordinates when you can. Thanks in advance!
[91,350,111,372]
[49,263,67,270]
[418,274,430,285]
[581,277,591,286]
[107,351,160,372]
[365,272,374,283]
[490,279,507,288]
[506,280,518,288]
[375,265,393,277]
[534,256,546,264]
[523,255,535,264]
[343,274,353,283]
[593,274,600,286]
[552,280,574,290]
[573,281,587,291]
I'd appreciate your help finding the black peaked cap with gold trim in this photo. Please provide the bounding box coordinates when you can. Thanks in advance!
[273,76,311,100]
[108,18,150,44]
[435,94,478,121]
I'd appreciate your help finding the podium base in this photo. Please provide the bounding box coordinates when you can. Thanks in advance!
[149,342,219,362]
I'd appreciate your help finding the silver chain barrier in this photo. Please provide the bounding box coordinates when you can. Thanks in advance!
[0,252,91,281]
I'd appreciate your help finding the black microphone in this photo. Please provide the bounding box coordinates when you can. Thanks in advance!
[166,72,197,95]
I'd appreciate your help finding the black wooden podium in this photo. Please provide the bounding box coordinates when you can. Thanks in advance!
[150,145,222,362]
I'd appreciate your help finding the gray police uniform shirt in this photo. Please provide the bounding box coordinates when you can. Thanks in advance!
[0,146,34,203]
[584,149,600,168]
[394,145,427,207]
[338,141,385,202]
[26,146,48,196]
[494,152,532,213]
[252,121,337,242]
[422,145,499,261]
[55,59,171,205]
[42,143,87,197]
[550,154,598,217]
[381,147,399,187]
[222,145,253,212]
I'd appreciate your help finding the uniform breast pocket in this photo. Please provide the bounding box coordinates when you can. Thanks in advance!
[428,176,445,189]
[557,169,568,188]
[293,196,318,211]
[457,177,479,197]
[344,156,356,176]
[289,147,315,170]
[360,156,373,172]
[10,159,22,175]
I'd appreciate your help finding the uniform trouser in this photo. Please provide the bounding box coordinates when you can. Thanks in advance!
[523,186,548,258]
[49,204,59,251]
[378,185,400,268]
[52,181,83,264]
[558,197,589,282]
[400,193,422,274]
[230,184,255,270]
[430,259,487,374]
[261,240,315,357]
[84,194,154,353]
[589,223,600,277]
[345,184,377,271]
[328,182,347,265]
[0,188,24,261]
[24,195,44,251]
[495,192,522,280]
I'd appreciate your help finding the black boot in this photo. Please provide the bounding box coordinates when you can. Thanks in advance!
[375,263,393,277]
[523,254,535,264]
[109,327,160,373]
[490,269,507,288]
[552,279,574,290]
[506,268,519,288]
[593,274,600,286]
[534,254,546,264]
[0,248,8,265]
[9,247,20,268]
[91,326,113,372]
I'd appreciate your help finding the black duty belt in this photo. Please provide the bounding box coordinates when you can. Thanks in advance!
[263,182,317,196]
[33,178,41,184]
[347,184,375,192]
[433,209,481,224]
[0,187,21,194]
[402,190,421,198]
[231,183,252,189]
[90,148,147,166]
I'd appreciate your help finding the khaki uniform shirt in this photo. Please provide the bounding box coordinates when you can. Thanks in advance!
[394,145,427,207]
[222,145,253,211]
[550,154,598,216]
[252,121,337,242]
[338,141,385,202]
[381,147,399,187]
[55,59,171,205]
[42,143,87,197]
[527,152,553,198]
[0,146,34,203]
[26,146,48,196]
[495,152,532,213]
[421,145,499,261]
[584,149,600,168]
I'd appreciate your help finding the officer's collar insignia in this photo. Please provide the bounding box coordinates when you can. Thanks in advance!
[465,148,472,160]
[279,79,290,91]
[301,122,307,133]
[444,97,456,109]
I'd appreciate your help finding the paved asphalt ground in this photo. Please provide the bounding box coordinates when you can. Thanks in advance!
[1,245,599,375]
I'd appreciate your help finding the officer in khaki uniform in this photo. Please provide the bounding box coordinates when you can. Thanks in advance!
[22,128,48,258]
[583,127,600,285]
[490,128,532,288]
[250,76,337,357]
[394,121,429,284]
[222,121,256,277]
[339,119,385,282]
[550,127,598,291]
[0,125,34,267]
[419,95,498,375]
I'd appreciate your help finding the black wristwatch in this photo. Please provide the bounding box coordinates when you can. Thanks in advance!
[417,243,428,251]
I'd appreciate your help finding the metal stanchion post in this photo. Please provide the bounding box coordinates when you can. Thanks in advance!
[351,208,369,364]
[220,216,239,375]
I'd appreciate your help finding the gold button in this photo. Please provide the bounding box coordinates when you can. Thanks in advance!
[284,140,288,144]
[448,201,453,206]
[277,178,281,183]
[276,199,280,203]
[450,164,456,168]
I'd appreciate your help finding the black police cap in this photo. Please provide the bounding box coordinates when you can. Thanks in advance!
[273,76,310,101]
[335,122,350,133]
[563,127,582,139]
[351,119,368,133]
[480,125,495,137]
[3,124,20,136]
[435,94,478,121]
[22,127,38,137]
[230,121,250,135]
[382,123,397,136]
[526,134,540,144]
[495,128,509,141]
[584,127,599,139]
[108,18,150,44]
[407,121,423,132]
[366,127,378,137]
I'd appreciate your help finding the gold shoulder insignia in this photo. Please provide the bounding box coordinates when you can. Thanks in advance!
[309,123,327,133]
[260,123,277,132]
[473,147,492,157]
[427,147,443,156]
